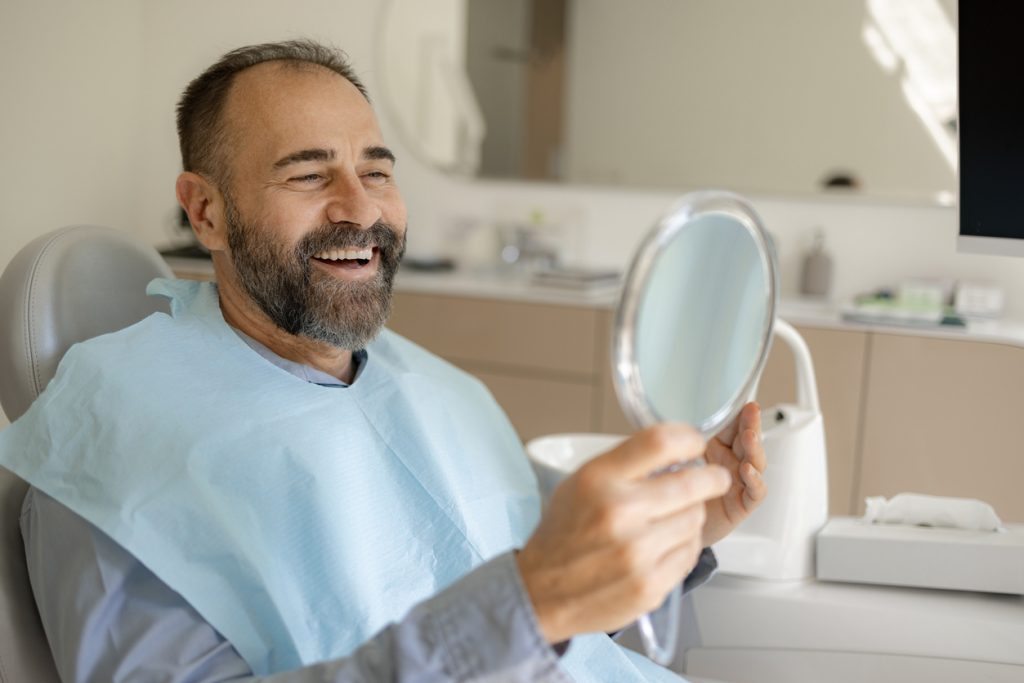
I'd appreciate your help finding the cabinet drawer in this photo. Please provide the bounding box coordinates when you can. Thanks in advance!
[859,334,1024,520]
[470,367,595,442]
[389,292,601,377]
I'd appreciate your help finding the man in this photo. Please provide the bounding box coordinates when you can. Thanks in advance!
[0,40,766,681]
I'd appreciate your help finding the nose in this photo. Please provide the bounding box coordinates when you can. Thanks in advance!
[324,173,381,228]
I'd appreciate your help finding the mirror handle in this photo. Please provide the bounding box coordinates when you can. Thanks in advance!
[636,584,681,666]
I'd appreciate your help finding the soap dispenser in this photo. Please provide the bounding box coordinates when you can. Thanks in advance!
[800,229,833,298]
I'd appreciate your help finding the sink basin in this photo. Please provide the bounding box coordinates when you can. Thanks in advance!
[525,433,626,501]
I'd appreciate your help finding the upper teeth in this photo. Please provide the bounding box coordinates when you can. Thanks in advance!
[314,248,374,261]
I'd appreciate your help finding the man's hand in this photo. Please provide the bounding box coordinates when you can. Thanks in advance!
[701,402,767,547]
[515,424,731,645]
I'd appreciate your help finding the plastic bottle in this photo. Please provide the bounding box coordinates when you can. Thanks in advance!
[800,229,833,298]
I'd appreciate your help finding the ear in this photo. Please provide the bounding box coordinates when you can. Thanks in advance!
[176,171,228,252]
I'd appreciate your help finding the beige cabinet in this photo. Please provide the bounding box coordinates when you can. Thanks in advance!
[387,292,607,442]
[857,333,1024,521]
[745,326,1024,520]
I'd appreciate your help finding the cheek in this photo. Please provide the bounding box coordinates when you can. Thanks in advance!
[258,199,324,241]
[391,214,408,238]
[382,197,408,233]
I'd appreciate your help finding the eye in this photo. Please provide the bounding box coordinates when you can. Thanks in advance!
[290,173,325,183]
[362,170,392,184]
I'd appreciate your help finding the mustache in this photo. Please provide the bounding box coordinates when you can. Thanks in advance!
[296,221,405,259]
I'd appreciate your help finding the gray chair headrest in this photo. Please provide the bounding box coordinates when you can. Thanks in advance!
[0,226,173,422]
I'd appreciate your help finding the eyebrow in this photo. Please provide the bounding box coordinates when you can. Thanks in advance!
[273,148,335,169]
[363,146,397,164]
[272,146,396,170]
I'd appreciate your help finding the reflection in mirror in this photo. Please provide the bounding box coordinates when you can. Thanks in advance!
[379,0,957,203]
[614,191,776,440]
[636,214,771,430]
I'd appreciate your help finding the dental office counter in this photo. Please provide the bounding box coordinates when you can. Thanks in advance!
[167,257,1024,523]
[395,268,1024,346]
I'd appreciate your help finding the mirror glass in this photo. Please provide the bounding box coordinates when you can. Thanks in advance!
[379,0,957,204]
[614,191,776,437]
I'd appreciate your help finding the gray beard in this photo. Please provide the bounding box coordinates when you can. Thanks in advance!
[225,202,406,351]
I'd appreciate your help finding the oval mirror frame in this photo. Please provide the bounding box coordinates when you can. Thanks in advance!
[612,190,779,438]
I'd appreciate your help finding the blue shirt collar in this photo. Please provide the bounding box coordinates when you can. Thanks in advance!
[230,327,367,387]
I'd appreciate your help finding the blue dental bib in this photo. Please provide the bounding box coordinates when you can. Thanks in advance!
[0,279,684,681]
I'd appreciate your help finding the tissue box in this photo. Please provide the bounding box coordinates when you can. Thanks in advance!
[817,517,1024,595]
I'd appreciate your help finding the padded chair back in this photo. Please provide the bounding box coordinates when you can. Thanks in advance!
[0,225,173,682]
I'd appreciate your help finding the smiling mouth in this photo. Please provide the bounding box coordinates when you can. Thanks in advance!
[311,246,379,272]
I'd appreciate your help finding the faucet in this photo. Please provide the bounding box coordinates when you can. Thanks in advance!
[499,225,560,271]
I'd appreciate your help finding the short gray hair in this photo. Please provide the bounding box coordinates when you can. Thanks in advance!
[176,39,368,188]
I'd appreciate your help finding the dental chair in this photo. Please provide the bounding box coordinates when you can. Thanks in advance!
[0,225,172,682]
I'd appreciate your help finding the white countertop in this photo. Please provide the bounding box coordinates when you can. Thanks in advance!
[164,256,1024,348]
[776,297,1024,348]
[395,268,621,308]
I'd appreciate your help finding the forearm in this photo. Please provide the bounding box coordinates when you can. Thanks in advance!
[25,490,569,683]
[249,552,569,683]
[262,549,715,681]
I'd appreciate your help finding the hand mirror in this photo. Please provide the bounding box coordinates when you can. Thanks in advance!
[612,190,778,665]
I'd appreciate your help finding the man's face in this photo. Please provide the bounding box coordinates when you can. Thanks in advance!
[216,62,408,350]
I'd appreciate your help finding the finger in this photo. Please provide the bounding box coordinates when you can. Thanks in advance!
[591,423,706,481]
[740,462,767,509]
[652,536,705,589]
[733,403,762,451]
[705,426,759,474]
[713,402,759,448]
[649,503,707,546]
[740,401,762,437]
[704,434,739,470]
[621,532,704,615]
[740,427,766,474]
[631,464,732,519]
[713,410,741,447]
[612,504,706,578]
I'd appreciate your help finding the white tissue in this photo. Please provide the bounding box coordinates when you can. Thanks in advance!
[863,493,1004,532]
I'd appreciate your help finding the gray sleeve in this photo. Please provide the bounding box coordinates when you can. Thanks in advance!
[22,488,570,683]
[683,547,717,595]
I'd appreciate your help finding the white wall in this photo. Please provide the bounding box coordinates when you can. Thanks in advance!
[0,0,146,267]
[396,166,1024,319]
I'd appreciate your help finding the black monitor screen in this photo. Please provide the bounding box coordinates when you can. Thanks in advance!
[959,3,1024,240]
